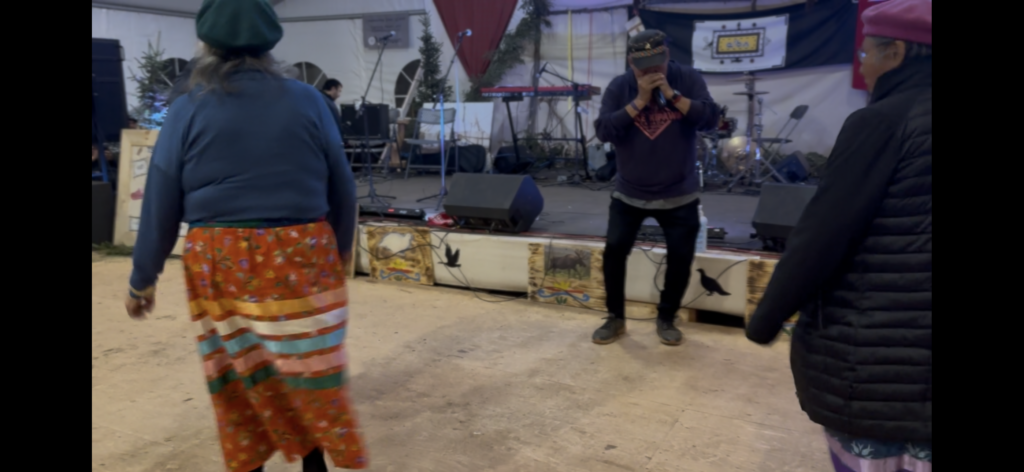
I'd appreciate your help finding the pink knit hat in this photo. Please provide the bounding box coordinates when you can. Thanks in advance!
[862,0,932,45]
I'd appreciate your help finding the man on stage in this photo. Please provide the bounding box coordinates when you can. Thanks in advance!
[592,30,719,346]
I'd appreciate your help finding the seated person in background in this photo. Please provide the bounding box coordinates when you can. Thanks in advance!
[127,117,139,129]
[92,143,118,183]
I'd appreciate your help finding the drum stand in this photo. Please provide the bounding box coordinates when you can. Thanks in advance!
[726,97,788,192]
[700,131,729,191]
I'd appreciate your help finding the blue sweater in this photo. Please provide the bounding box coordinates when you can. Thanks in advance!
[129,70,357,291]
[594,61,718,200]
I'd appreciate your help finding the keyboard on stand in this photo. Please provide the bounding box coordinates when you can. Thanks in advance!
[480,85,601,102]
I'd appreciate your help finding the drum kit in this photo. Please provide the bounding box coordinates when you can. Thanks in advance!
[698,73,790,192]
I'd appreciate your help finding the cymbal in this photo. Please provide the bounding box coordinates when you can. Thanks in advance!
[733,91,769,95]
[753,137,792,144]
[728,76,763,81]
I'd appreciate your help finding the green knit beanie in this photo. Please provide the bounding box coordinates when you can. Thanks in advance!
[196,0,283,54]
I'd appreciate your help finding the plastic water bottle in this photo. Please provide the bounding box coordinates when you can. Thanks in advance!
[696,205,708,253]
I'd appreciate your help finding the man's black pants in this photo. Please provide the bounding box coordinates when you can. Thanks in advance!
[603,197,701,322]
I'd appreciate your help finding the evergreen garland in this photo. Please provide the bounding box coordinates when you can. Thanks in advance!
[415,14,454,105]
[465,0,551,101]
[128,36,174,129]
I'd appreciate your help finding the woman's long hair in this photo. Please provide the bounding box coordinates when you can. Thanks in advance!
[188,43,294,94]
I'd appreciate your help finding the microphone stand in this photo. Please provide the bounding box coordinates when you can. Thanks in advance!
[356,34,396,206]
[537,66,591,186]
[418,32,466,211]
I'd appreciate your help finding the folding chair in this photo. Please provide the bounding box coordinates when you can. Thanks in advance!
[403,107,457,179]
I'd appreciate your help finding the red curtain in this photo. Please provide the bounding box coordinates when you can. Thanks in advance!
[853,0,892,90]
[432,0,519,79]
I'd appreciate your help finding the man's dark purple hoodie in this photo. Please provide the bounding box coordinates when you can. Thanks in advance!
[594,60,719,201]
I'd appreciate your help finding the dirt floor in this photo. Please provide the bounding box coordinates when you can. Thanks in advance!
[93,255,827,472]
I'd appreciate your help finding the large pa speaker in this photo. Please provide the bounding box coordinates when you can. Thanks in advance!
[340,104,390,140]
[92,181,115,245]
[752,183,818,245]
[92,38,128,144]
[444,173,544,233]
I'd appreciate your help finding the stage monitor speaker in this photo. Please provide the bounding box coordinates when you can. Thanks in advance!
[340,104,390,140]
[92,38,128,144]
[776,151,810,183]
[92,181,115,245]
[751,183,818,241]
[444,173,544,233]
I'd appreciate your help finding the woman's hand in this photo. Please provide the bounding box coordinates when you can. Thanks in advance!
[125,292,155,320]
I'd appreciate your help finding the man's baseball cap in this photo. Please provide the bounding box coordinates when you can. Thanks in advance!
[628,30,669,69]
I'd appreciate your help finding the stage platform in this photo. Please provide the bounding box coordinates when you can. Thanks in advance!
[352,175,784,322]
[357,174,763,248]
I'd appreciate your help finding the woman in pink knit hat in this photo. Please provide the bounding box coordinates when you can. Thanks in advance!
[745,0,932,470]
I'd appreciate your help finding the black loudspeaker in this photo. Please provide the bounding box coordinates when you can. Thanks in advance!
[751,183,818,247]
[412,146,458,171]
[92,38,128,144]
[776,151,810,183]
[444,173,544,233]
[457,144,486,173]
[492,145,534,174]
[340,104,390,140]
[92,181,115,245]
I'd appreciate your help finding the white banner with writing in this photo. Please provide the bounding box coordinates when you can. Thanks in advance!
[691,14,789,73]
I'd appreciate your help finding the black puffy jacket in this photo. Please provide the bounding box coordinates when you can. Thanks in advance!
[746,58,931,442]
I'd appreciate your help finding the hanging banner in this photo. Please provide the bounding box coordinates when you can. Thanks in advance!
[639,0,857,74]
[853,0,892,90]
[433,0,518,79]
[692,14,789,73]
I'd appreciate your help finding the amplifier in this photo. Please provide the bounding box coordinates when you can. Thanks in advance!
[340,104,390,140]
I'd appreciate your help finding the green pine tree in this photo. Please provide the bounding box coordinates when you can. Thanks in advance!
[128,35,174,129]
[415,14,454,105]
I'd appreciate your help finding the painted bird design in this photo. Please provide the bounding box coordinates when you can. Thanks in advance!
[443,244,461,268]
[696,269,730,296]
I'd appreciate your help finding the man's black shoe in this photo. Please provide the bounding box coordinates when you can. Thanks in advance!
[656,318,682,346]
[592,317,626,344]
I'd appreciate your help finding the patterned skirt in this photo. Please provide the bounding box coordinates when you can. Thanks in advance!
[826,429,931,472]
[183,221,367,472]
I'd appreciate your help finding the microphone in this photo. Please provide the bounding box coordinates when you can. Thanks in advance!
[458,29,472,37]
[377,31,396,40]
[653,89,667,107]
[535,62,548,80]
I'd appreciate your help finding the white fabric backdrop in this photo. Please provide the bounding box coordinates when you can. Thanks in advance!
[548,0,632,9]
[274,0,428,18]
[94,0,866,157]
[91,7,198,112]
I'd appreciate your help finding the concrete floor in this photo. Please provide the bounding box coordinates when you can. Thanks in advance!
[356,175,762,246]
[93,255,827,472]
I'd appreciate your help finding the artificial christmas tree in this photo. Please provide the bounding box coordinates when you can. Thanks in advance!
[415,14,453,105]
[129,36,174,129]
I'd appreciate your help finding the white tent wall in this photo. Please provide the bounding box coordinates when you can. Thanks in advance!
[487,0,867,157]
[273,3,470,113]
[486,6,630,160]
[91,7,198,112]
[274,0,427,19]
[705,64,867,157]
[92,0,469,126]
